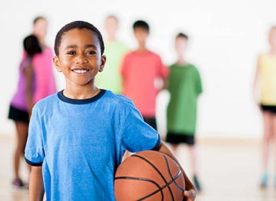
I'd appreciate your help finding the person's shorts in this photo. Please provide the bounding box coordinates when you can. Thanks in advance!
[8,105,29,123]
[166,132,195,146]
[143,116,157,130]
[260,104,276,114]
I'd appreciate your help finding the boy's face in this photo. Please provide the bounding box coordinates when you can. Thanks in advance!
[175,37,188,56]
[134,28,149,45]
[54,28,106,87]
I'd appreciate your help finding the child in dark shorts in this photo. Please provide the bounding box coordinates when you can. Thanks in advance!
[253,26,276,188]
[8,34,42,188]
[166,33,203,192]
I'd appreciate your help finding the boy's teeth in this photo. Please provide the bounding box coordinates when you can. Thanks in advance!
[73,69,88,74]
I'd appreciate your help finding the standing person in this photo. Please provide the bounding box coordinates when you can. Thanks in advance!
[32,16,56,102]
[121,20,168,130]
[96,15,128,94]
[24,21,196,201]
[166,33,203,192]
[8,34,42,188]
[253,26,276,188]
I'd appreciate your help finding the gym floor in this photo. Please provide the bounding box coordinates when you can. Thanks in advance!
[0,135,275,201]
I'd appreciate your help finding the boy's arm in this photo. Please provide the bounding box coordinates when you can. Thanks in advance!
[253,55,261,103]
[29,166,44,201]
[23,64,34,114]
[157,141,196,201]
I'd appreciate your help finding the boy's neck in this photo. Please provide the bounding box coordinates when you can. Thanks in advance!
[177,57,186,64]
[137,43,147,51]
[63,84,99,100]
[137,47,148,52]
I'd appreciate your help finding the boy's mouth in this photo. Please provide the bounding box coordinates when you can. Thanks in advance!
[72,68,89,74]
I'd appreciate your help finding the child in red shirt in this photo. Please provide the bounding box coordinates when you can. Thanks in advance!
[121,20,168,129]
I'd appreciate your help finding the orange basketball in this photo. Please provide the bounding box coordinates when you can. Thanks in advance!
[114,150,185,201]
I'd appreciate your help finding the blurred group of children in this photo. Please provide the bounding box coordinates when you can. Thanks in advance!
[97,15,203,191]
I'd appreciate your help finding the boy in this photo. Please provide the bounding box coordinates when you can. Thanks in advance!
[121,20,168,130]
[25,21,195,201]
[96,15,128,94]
[166,33,203,192]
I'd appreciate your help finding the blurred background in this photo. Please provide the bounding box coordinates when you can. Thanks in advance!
[1,0,275,137]
[1,0,276,200]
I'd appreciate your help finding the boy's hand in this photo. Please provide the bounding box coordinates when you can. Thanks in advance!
[183,189,196,201]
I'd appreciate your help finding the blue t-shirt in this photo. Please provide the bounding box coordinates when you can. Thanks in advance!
[25,90,160,201]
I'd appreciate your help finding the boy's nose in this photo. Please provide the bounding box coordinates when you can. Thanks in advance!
[75,54,88,64]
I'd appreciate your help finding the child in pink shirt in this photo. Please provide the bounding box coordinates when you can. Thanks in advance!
[32,16,56,102]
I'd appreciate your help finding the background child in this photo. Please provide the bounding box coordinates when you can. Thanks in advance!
[253,26,276,188]
[96,15,128,94]
[121,20,168,130]
[31,16,56,102]
[24,21,195,201]
[8,34,42,188]
[166,33,203,192]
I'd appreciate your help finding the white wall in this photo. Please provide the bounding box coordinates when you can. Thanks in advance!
[1,0,275,137]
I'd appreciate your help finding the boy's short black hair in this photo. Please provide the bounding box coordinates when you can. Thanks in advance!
[23,34,42,58]
[54,21,105,56]
[33,16,46,25]
[133,20,150,32]
[176,32,189,40]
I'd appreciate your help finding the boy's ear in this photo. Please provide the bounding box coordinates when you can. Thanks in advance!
[53,56,62,72]
[99,55,106,72]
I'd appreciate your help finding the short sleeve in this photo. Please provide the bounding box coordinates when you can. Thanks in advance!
[157,56,168,78]
[120,101,160,153]
[195,68,203,95]
[24,105,45,166]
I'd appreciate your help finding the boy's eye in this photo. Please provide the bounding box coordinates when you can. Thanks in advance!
[66,50,76,55]
[87,50,97,55]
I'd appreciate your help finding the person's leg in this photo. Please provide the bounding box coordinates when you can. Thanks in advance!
[171,144,178,155]
[188,144,202,192]
[13,121,28,187]
[260,111,273,187]
[272,114,276,187]
[188,145,197,176]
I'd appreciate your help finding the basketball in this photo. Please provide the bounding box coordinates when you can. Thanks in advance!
[114,150,185,201]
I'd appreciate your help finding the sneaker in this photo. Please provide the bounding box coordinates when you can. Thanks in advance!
[12,178,27,189]
[193,175,202,192]
[260,173,268,189]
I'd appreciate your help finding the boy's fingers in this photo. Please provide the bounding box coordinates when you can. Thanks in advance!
[183,189,196,201]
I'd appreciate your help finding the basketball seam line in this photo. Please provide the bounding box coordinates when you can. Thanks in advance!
[138,170,183,200]
[115,171,183,201]
[115,176,164,200]
[131,154,174,201]
[163,155,185,192]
